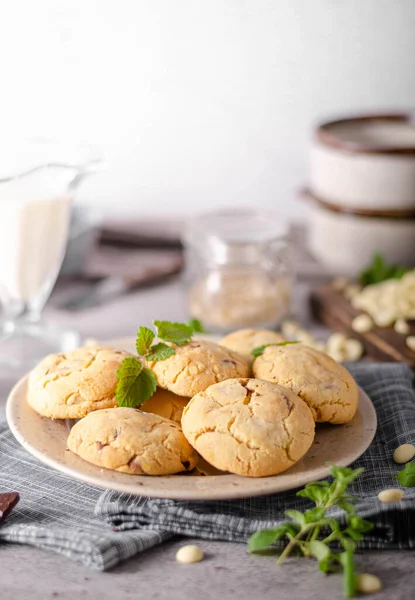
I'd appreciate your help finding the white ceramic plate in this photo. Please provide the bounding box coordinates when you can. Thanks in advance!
[6,337,377,500]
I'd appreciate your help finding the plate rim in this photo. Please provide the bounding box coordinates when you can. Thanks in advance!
[6,340,378,501]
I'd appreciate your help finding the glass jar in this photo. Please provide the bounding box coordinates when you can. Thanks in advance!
[183,209,293,333]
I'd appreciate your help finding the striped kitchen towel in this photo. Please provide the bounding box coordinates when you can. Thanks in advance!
[1,363,414,570]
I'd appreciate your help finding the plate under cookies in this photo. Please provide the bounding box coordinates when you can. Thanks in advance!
[6,336,377,501]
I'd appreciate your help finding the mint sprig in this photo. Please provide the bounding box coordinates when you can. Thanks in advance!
[395,462,415,487]
[248,465,373,598]
[251,340,299,358]
[116,320,194,408]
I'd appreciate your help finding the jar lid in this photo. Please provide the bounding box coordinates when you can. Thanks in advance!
[184,209,289,265]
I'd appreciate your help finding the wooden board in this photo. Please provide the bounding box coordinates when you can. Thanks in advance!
[310,284,415,368]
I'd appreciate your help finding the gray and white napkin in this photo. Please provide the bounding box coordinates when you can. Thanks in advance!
[0,362,414,570]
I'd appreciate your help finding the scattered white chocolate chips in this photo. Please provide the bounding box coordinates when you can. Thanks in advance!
[346,270,415,329]
[394,318,410,335]
[280,321,364,362]
[351,314,374,334]
[176,545,204,564]
[393,443,415,464]
[377,488,404,503]
[356,573,382,594]
[406,336,415,352]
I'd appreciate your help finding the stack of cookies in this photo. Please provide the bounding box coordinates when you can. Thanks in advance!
[27,329,359,478]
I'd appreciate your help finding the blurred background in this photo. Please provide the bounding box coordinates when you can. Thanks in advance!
[1,0,415,219]
[1,0,415,373]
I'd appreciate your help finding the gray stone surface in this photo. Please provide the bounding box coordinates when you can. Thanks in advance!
[1,275,414,599]
[0,539,413,600]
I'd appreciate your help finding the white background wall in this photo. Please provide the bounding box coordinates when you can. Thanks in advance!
[1,0,414,221]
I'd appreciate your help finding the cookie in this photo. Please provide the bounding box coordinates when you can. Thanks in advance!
[181,378,315,477]
[141,388,188,423]
[67,407,197,475]
[219,328,286,362]
[146,340,249,398]
[252,344,358,424]
[28,347,134,419]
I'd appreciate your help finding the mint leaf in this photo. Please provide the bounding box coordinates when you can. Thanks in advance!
[309,540,330,562]
[146,342,175,362]
[116,357,143,407]
[284,509,306,526]
[154,320,193,346]
[297,482,330,505]
[188,318,206,333]
[136,326,155,356]
[248,523,299,552]
[251,341,298,358]
[248,528,283,552]
[135,368,157,405]
[396,462,415,487]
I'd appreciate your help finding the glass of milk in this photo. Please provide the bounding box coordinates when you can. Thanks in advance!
[0,139,100,373]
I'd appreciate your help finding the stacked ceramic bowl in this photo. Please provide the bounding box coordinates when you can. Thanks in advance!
[304,114,415,275]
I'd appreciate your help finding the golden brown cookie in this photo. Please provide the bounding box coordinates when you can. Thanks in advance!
[67,407,198,475]
[146,340,249,398]
[181,378,315,477]
[219,328,286,362]
[141,388,188,423]
[252,344,358,424]
[28,347,134,419]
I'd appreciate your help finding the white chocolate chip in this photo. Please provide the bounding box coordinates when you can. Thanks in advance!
[295,330,317,346]
[373,310,396,328]
[406,336,415,352]
[281,320,301,339]
[176,545,204,564]
[377,488,404,503]
[326,348,345,363]
[351,314,373,334]
[394,318,410,335]
[326,332,347,352]
[356,573,382,594]
[344,338,364,361]
[393,443,415,464]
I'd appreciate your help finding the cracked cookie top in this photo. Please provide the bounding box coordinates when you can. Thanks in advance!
[181,378,315,477]
[141,388,189,424]
[146,340,249,398]
[67,407,198,475]
[28,347,135,419]
[252,344,358,424]
[219,328,286,363]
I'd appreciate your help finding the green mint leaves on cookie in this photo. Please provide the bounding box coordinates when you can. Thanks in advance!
[146,342,175,362]
[248,465,373,598]
[116,320,195,408]
[116,357,156,408]
[396,462,415,487]
[251,341,299,358]
[136,326,155,356]
[153,320,194,346]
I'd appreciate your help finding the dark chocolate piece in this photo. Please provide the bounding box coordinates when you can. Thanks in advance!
[0,492,20,522]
